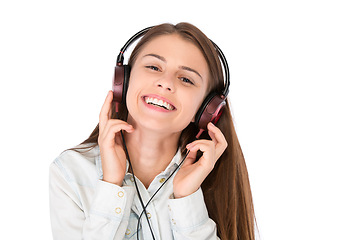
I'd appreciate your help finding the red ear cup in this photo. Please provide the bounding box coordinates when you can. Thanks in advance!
[195,92,226,130]
[113,65,131,105]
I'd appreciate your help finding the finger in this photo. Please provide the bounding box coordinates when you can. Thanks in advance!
[188,141,214,154]
[99,91,113,131]
[187,141,216,168]
[100,120,134,147]
[101,127,132,148]
[101,120,134,145]
[189,138,226,165]
[186,140,211,151]
[207,122,228,156]
[182,148,198,167]
[208,127,218,145]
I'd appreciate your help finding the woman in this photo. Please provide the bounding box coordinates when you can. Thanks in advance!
[49,22,255,240]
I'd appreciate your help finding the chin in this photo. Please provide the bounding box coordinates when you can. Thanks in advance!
[133,116,188,134]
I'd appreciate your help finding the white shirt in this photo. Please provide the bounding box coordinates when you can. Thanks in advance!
[49,144,219,239]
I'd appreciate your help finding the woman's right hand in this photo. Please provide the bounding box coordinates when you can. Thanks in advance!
[98,91,134,186]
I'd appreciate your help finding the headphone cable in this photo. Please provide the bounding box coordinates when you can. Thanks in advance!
[135,148,190,240]
[120,130,156,240]
[120,128,200,240]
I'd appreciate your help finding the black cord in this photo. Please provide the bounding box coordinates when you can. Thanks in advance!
[118,122,199,240]
[135,148,190,238]
[120,130,156,240]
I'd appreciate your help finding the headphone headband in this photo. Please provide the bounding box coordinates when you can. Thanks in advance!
[115,26,230,97]
[210,40,230,97]
[116,27,153,65]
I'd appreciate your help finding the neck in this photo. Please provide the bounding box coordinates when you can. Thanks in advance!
[123,124,181,188]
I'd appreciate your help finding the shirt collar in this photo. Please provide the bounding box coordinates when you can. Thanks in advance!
[95,147,183,179]
[160,148,182,176]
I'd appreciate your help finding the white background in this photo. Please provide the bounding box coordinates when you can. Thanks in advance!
[1,0,359,239]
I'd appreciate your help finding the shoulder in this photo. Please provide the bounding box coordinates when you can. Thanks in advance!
[50,143,102,187]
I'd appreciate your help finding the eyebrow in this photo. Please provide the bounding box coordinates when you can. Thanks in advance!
[143,53,203,80]
[179,66,203,80]
[143,53,166,62]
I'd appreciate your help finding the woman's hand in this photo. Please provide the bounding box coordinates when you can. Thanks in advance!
[98,91,134,186]
[173,122,228,198]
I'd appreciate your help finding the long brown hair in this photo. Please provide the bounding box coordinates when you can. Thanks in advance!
[71,22,256,240]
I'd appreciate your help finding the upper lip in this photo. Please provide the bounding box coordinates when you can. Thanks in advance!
[142,94,176,110]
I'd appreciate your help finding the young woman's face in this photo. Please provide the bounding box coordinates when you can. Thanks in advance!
[126,34,209,134]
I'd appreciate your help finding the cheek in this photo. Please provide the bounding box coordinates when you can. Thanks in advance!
[182,92,206,120]
[125,75,141,112]
[126,70,146,99]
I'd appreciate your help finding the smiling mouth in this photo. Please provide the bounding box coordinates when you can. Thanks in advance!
[143,96,175,111]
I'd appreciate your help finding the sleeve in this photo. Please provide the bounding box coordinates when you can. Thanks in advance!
[49,162,135,240]
[167,188,220,240]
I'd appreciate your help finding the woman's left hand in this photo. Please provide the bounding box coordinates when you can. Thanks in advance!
[173,122,228,199]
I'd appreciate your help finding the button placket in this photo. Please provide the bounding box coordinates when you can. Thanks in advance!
[115,190,124,215]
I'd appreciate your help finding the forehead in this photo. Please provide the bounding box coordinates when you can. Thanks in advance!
[137,34,209,75]
[140,33,201,54]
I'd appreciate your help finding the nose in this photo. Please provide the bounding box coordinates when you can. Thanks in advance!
[155,74,175,92]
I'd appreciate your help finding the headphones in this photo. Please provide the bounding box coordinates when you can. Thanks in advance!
[113,26,230,134]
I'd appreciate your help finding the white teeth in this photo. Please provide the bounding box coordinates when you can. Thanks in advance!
[145,97,174,110]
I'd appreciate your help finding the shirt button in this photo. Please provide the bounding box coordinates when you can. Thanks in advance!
[125,228,131,235]
[159,178,165,183]
[171,218,176,225]
[118,191,124,198]
[115,207,122,214]
[147,212,152,219]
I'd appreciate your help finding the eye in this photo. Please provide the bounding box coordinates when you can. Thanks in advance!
[179,77,194,85]
[146,65,160,71]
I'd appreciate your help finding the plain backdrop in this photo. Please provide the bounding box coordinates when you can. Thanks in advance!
[1,0,359,239]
